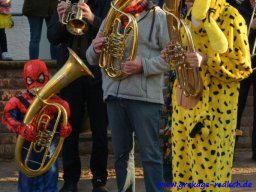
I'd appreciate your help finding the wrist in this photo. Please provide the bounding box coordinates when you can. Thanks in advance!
[88,14,95,25]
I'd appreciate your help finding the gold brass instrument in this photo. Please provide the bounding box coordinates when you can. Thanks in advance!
[163,0,202,103]
[99,0,138,80]
[61,0,88,35]
[248,0,256,57]
[15,48,94,177]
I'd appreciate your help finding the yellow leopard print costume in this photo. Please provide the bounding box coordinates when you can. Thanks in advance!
[171,0,252,191]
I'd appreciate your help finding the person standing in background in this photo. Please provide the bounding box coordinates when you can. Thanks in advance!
[227,0,256,161]
[87,0,170,191]
[162,0,252,190]
[22,0,59,59]
[48,0,111,192]
[0,0,13,60]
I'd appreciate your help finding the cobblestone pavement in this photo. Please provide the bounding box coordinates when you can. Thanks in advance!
[0,148,255,192]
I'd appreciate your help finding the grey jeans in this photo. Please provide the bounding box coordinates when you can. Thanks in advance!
[107,99,164,192]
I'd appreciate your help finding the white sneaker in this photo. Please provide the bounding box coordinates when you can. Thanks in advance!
[1,52,13,61]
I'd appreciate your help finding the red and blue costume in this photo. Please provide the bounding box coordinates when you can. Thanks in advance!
[2,59,72,192]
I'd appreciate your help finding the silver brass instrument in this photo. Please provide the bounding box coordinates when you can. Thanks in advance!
[99,0,138,80]
[61,0,88,35]
[15,48,93,177]
[163,0,202,108]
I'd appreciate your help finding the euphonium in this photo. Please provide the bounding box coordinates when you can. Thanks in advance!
[163,0,202,103]
[99,0,138,80]
[61,0,88,35]
[15,48,94,177]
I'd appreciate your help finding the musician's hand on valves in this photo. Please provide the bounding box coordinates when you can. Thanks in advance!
[185,51,208,68]
[18,124,38,142]
[161,47,168,62]
[122,56,143,75]
[57,1,68,23]
[92,35,106,54]
[59,123,72,138]
[78,2,95,24]
[161,41,179,69]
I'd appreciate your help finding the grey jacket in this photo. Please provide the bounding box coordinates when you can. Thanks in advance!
[86,5,170,104]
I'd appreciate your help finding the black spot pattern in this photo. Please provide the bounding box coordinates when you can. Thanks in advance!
[171,1,252,192]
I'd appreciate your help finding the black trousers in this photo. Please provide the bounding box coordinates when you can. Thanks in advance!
[0,28,8,53]
[60,76,108,186]
[236,71,256,152]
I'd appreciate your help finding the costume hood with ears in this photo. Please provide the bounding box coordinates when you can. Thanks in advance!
[191,0,228,53]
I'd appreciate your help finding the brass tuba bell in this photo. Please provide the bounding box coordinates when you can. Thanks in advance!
[15,48,94,177]
[99,0,138,80]
[61,0,88,35]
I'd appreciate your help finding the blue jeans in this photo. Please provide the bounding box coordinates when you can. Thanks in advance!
[18,139,59,192]
[27,16,58,59]
[107,99,164,192]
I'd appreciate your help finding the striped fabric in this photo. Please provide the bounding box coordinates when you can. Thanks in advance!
[121,0,149,27]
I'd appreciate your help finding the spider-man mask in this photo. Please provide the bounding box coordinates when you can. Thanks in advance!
[23,59,49,95]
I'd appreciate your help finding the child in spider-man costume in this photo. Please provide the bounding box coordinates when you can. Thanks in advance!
[2,59,72,192]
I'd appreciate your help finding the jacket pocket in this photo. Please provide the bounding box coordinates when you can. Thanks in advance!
[141,74,147,92]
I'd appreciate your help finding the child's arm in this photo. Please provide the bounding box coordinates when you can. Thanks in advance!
[2,97,37,142]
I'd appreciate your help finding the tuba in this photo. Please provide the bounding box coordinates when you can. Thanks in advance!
[15,48,94,177]
[61,0,88,35]
[99,0,138,80]
[163,0,202,108]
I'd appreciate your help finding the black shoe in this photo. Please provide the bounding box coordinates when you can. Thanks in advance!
[59,182,78,192]
[252,152,256,161]
[92,186,109,192]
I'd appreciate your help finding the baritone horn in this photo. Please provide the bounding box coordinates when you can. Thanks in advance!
[15,48,94,177]
[61,0,88,35]
[163,0,202,108]
[99,0,138,80]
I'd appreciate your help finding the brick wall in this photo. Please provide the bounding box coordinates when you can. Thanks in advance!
[0,61,253,159]
[0,61,57,158]
[237,88,254,148]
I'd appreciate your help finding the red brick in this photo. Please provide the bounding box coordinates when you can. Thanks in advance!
[0,144,15,159]
[0,79,25,89]
[0,70,23,79]
[0,89,24,101]
[0,133,16,145]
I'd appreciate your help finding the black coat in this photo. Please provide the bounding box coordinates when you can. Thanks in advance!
[47,0,111,82]
[23,0,58,17]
